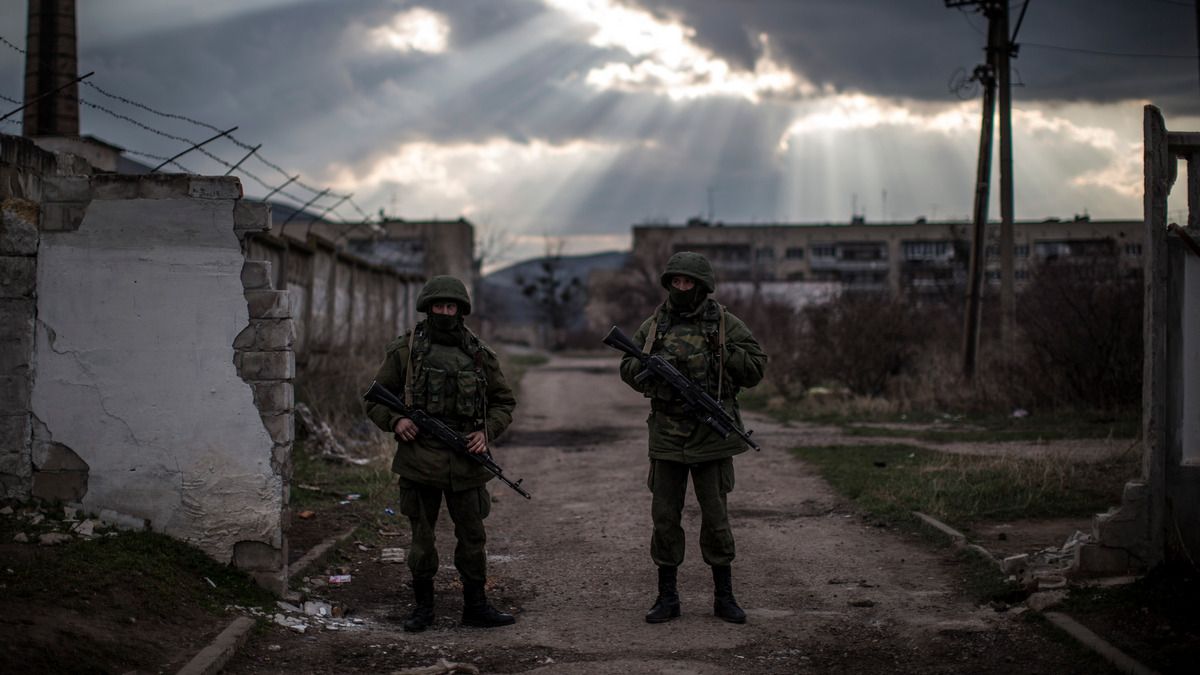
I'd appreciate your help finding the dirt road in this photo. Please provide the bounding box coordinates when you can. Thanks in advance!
[228,355,1108,674]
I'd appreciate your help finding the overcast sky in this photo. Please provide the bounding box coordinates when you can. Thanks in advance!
[0,0,1196,265]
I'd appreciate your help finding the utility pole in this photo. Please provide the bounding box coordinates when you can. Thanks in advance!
[946,0,1023,378]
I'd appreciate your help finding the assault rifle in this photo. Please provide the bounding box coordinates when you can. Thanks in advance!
[363,381,532,499]
[603,325,760,452]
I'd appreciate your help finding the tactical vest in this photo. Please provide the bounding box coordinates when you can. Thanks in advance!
[402,322,489,432]
[644,298,731,402]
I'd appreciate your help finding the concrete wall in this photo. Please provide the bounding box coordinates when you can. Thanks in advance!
[1079,106,1200,575]
[244,233,420,358]
[0,133,292,592]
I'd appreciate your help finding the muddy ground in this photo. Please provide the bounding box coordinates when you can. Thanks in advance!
[227,355,1116,674]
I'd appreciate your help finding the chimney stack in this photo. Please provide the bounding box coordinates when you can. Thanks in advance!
[23,0,79,137]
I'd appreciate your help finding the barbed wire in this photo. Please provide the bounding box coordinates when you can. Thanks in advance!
[76,77,366,207]
[0,34,25,54]
[3,30,379,234]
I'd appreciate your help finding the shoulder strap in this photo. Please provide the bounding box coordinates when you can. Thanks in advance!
[642,303,668,353]
[716,302,726,400]
[402,329,416,407]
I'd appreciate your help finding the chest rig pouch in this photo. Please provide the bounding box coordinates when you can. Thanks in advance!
[403,323,488,428]
[644,299,729,402]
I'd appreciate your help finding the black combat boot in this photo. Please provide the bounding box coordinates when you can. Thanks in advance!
[403,577,435,632]
[712,565,746,624]
[645,565,681,623]
[461,580,515,627]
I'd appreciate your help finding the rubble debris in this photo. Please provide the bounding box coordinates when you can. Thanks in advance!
[295,403,370,466]
[303,601,332,617]
[392,659,481,675]
[381,548,406,564]
[38,533,72,546]
[1027,590,1068,612]
[0,506,13,515]
[298,510,316,520]
[13,532,28,543]
[329,574,352,584]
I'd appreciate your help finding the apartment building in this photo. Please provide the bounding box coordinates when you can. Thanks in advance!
[632,217,1143,294]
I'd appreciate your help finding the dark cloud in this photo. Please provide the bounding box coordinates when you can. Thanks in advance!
[629,0,1198,115]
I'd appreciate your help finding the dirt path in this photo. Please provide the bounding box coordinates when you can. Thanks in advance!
[227,355,1110,674]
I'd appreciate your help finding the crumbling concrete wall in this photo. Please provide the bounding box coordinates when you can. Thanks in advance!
[1078,105,1200,574]
[1,133,291,592]
[243,234,419,358]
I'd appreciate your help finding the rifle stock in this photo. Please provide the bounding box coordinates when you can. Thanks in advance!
[363,381,532,499]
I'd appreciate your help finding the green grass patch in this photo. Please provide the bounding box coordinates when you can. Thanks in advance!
[791,443,1138,530]
[840,414,1138,443]
[5,529,276,613]
[289,439,394,510]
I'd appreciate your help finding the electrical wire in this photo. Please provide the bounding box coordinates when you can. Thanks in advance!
[1022,41,1193,60]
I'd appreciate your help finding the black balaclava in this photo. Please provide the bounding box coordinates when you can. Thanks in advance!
[427,306,464,345]
[668,283,705,313]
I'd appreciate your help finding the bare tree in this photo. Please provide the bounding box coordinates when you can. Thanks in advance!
[515,237,584,350]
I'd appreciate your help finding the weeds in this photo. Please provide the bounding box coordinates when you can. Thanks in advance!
[792,443,1140,531]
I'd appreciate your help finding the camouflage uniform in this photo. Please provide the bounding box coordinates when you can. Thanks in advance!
[619,252,767,624]
[365,275,517,630]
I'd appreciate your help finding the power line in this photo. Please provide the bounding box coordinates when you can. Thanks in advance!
[2,31,377,230]
[1022,41,1194,59]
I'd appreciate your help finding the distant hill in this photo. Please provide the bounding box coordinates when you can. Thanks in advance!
[479,250,628,327]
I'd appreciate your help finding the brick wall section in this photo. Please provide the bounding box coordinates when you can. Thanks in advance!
[0,135,62,498]
[234,203,295,591]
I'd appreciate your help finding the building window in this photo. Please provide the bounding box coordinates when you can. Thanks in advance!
[756,246,775,260]
[812,244,836,259]
[785,247,805,259]
[1015,269,1029,280]
[1124,243,1143,256]
[986,244,999,258]
[902,240,950,260]
[985,270,1001,281]
[1015,244,1029,257]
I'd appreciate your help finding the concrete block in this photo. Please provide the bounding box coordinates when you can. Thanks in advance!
[137,174,191,199]
[233,539,283,571]
[91,175,140,200]
[251,381,294,414]
[233,325,256,350]
[0,415,30,454]
[239,351,295,380]
[272,442,291,474]
[254,319,296,350]
[31,469,88,502]
[1073,543,1139,577]
[234,201,271,233]
[0,256,35,297]
[189,176,242,200]
[261,412,294,446]
[0,374,30,413]
[0,336,32,374]
[0,299,35,340]
[0,447,31,479]
[42,176,91,202]
[0,198,40,254]
[39,201,87,231]
[241,261,273,290]
[245,290,290,319]
[32,441,89,471]
[53,153,93,177]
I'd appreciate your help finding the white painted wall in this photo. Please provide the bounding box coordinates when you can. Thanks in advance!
[32,198,281,561]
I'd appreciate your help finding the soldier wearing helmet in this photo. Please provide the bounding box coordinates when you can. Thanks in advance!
[619,252,767,624]
[365,275,517,631]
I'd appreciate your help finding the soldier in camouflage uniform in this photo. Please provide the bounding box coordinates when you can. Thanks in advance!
[619,252,767,624]
[365,275,518,632]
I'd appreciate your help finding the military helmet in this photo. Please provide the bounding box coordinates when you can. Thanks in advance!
[416,275,472,315]
[659,251,715,294]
